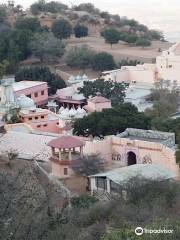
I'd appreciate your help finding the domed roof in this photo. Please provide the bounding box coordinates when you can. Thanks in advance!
[69,108,77,117]
[60,108,70,119]
[77,107,86,115]
[75,75,82,81]
[82,74,88,81]
[17,95,35,110]
[59,106,64,113]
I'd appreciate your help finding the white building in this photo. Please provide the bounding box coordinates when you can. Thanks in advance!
[102,41,180,87]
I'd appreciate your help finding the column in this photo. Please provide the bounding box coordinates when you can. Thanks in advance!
[59,149,61,161]
[80,147,83,158]
[68,148,72,161]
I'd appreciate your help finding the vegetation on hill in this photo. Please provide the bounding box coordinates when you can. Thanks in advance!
[15,66,66,95]
[1,158,179,240]
[66,46,116,71]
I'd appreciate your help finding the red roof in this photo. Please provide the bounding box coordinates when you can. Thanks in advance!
[47,136,85,149]
[90,96,110,103]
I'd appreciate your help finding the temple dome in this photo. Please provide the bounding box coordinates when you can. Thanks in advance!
[77,107,86,115]
[60,108,70,118]
[17,95,35,110]
[59,106,65,113]
[69,108,77,117]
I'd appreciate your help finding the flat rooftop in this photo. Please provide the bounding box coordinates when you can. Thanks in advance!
[13,81,47,91]
[118,128,175,148]
[91,164,176,185]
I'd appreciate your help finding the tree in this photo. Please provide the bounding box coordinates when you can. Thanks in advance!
[52,19,72,39]
[145,84,179,119]
[30,32,65,62]
[65,45,94,71]
[92,52,115,71]
[74,24,88,38]
[15,17,41,33]
[15,66,66,95]
[73,3,99,14]
[101,28,120,48]
[136,38,151,47]
[0,5,6,23]
[72,154,104,176]
[124,34,138,45]
[73,103,151,137]
[0,60,9,80]
[78,79,127,106]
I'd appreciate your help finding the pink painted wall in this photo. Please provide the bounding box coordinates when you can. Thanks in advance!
[15,82,48,106]
[87,101,112,112]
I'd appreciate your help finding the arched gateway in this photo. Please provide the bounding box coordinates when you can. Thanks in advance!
[127,151,137,166]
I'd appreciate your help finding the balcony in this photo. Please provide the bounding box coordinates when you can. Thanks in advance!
[50,152,81,165]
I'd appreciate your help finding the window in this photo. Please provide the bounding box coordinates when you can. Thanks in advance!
[43,124,47,127]
[169,65,172,68]
[34,92,38,98]
[64,168,68,175]
[41,90,44,95]
[28,117,32,121]
[27,94,31,98]
[41,116,44,119]
[56,122,59,125]
[37,125,41,128]
[35,116,39,120]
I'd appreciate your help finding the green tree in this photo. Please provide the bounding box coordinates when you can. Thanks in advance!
[101,28,120,48]
[65,45,94,71]
[52,19,72,39]
[15,17,41,33]
[73,103,150,137]
[78,78,127,106]
[0,5,6,23]
[15,66,66,95]
[125,34,138,45]
[74,24,88,38]
[0,60,9,79]
[30,32,65,62]
[92,52,115,71]
[136,38,151,47]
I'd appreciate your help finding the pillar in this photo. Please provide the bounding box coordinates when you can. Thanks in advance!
[59,149,61,161]
[52,147,55,156]
[69,148,72,161]
[80,146,83,158]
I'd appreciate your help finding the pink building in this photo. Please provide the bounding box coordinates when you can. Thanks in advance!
[84,95,112,112]
[18,95,60,134]
[0,80,49,107]
[14,81,48,106]
[48,136,85,178]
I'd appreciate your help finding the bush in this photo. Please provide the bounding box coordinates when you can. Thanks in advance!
[52,19,72,39]
[74,24,88,38]
[71,195,98,209]
[92,52,115,71]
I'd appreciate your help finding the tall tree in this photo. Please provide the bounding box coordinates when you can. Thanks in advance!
[101,28,120,48]
[92,52,115,71]
[15,66,66,95]
[15,17,41,33]
[65,45,94,71]
[78,78,127,106]
[73,103,151,137]
[74,24,88,38]
[52,19,72,39]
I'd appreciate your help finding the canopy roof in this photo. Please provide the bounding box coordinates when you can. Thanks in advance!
[47,136,85,149]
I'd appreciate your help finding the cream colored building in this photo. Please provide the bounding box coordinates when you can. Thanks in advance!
[103,41,180,86]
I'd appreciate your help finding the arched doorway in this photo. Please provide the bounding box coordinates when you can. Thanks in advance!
[127,151,137,166]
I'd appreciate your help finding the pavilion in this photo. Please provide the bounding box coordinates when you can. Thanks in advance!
[48,135,85,178]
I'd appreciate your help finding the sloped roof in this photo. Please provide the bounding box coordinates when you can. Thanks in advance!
[89,96,110,103]
[47,136,85,149]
